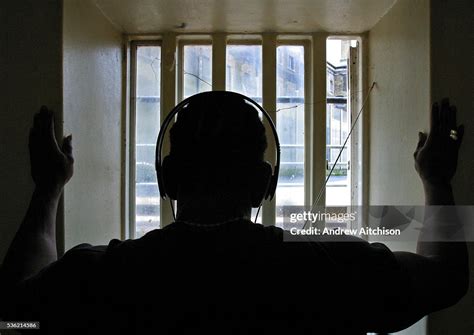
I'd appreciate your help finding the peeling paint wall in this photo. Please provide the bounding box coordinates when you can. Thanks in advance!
[63,0,123,249]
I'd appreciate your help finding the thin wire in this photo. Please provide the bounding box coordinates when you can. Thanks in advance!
[178,70,366,113]
[272,87,368,114]
[169,198,176,221]
[302,82,376,229]
[254,205,262,224]
[150,57,161,82]
[276,105,299,112]
[184,71,212,87]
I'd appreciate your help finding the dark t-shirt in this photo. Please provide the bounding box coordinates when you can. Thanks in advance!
[2,220,411,334]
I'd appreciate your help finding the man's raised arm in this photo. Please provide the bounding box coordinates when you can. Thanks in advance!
[384,98,468,332]
[0,107,74,289]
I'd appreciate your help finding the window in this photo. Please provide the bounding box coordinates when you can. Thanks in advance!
[325,38,357,207]
[226,44,263,222]
[277,48,283,65]
[276,45,305,226]
[226,44,262,102]
[129,35,362,235]
[328,75,335,95]
[183,44,212,98]
[288,54,296,71]
[133,45,161,238]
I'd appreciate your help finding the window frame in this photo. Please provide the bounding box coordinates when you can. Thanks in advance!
[274,42,308,226]
[129,40,162,239]
[126,33,365,237]
[177,38,213,102]
[326,36,366,229]
[225,38,263,102]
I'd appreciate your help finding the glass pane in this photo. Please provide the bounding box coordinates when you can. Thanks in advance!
[226,45,262,103]
[226,45,263,222]
[275,46,305,227]
[326,39,351,206]
[135,46,161,237]
[183,45,212,98]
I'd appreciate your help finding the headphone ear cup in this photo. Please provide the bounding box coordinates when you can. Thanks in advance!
[156,164,166,199]
[262,162,278,201]
[162,156,178,200]
[266,174,278,200]
[251,161,273,207]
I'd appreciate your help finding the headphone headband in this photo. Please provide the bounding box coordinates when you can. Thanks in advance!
[155,91,280,202]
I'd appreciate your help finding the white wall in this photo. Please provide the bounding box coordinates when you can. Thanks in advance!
[0,0,64,261]
[63,0,123,250]
[368,0,473,334]
[368,0,430,207]
[368,0,430,334]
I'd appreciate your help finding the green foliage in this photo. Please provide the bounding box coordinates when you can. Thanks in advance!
[280,166,304,179]
[326,167,347,177]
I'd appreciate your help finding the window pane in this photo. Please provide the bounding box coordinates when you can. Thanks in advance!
[326,39,351,206]
[183,45,212,98]
[226,45,262,103]
[226,45,263,222]
[135,46,161,238]
[275,46,305,227]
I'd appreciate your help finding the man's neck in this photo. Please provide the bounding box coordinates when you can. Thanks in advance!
[175,197,252,225]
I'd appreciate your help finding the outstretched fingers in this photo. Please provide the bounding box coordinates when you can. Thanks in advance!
[414,132,427,159]
[448,105,457,130]
[61,135,74,162]
[430,102,440,134]
[416,131,427,149]
[440,98,450,135]
[429,98,461,146]
[33,106,60,151]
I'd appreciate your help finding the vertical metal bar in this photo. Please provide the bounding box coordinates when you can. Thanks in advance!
[262,33,277,226]
[212,33,226,90]
[349,44,361,207]
[177,40,184,102]
[311,33,328,207]
[360,34,370,209]
[129,42,138,238]
[303,40,313,207]
[160,33,177,227]
[359,34,370,234]
[121,40,131,240]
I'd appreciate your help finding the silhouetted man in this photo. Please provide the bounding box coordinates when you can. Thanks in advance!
[0,95,468,334]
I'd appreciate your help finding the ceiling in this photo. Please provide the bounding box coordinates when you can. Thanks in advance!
[93,0,397,34]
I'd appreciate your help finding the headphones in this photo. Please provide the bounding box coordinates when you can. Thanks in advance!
[155,91,281,204]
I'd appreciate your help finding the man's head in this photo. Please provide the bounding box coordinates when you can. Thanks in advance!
[161,92,273,208]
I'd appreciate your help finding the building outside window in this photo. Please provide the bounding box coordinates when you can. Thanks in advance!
[276,45,305,225]
[134,45,161,237]
[226,45,262,101]
[288,54,296,71]
[183,45,212,98]
[326,39,352,206]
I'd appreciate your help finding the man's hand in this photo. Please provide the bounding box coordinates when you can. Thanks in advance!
[29,106,74,195]
[414,98,464,186]
[0,107,69,287]
[399,99,469,322]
